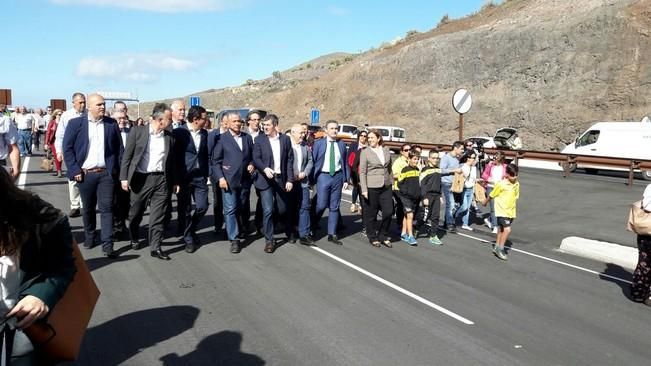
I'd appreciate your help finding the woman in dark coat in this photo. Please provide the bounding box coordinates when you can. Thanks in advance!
[0,167,76,364]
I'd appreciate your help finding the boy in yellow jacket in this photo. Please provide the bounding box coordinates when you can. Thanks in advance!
[482,164,519,260]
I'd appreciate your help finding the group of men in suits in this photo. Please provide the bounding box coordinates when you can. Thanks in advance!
[63,96,350,259]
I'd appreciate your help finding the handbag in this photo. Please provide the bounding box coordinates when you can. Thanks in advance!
[627,200,651,235]
[474,182,486,202]
[451,172,465,193]
[24,243,100,362]
[39,158,53,172]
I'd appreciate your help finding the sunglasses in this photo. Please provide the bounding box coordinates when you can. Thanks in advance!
[402,149,410,152]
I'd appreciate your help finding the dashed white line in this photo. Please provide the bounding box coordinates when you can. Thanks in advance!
[310,246,475,325]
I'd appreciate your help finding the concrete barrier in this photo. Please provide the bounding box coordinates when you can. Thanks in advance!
[558,236,638,271]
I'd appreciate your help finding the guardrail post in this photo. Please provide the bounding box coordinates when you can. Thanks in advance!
[629,160,639,188]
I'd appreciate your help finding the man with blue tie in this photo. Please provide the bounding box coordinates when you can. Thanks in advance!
[173,105,210,253]
[63,93,122,257]
[252,114,294,253]
[311,119,349,245]
[211,112,255,254]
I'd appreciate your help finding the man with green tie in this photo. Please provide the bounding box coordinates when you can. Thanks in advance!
[310,120,349,245]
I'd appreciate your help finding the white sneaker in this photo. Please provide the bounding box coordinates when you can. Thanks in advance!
[492,227,498,234]
[484,218,493,229]
[461,225,473,231]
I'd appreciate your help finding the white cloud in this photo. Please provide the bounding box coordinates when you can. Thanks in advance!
[76,53,197,83]
[50,0,233,12]
[327,6,349,17]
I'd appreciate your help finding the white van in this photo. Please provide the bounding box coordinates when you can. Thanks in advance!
[368,125,406,142]
[561,119,651,180]
[337,123,359,138]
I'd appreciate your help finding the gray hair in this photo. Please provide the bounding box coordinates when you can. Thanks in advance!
[152,103,170,120]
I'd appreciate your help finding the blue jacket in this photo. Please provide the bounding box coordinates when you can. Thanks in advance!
[252,133,294,190]
[173,125,209,182]
[62,115,121,180]
[211,131,253,189]
[311,138,349,184]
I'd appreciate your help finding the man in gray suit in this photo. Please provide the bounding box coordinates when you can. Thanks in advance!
[120,103,179,260]
[288,124,314,245]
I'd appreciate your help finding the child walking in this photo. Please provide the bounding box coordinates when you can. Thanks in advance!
[482,164,520,260]
[420,149,443,245]
[397,150,422,245]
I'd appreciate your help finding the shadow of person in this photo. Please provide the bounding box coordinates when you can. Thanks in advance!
[160,330,265,366]
[74,306,200,365]
[85,254,139,272]
[599,263,634,301]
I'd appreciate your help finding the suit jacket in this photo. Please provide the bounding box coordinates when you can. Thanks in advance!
[359,146,392,193]
[252,133,294,190]
[311,138,349,184]
[293,142,313,188]
[62,115,121,180]
[172,125,209,183]
[119,125,175,187]
[211,131,253,189]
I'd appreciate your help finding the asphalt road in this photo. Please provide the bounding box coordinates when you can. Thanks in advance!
[18,152,651,366]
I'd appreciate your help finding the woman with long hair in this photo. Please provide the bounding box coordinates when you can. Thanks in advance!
[44,109,63,177]
[481,151,507,233]
[0,168,76,364]
[455,150,479,231]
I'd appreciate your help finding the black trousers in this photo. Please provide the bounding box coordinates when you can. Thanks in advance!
[393,190,404,231]
[77,170,114,251]
[128,172,169,251]
[364,186,394,242]
[211,180,224,231]
[113,178,130,229]
[632,235,651,301]
[421,193,441,236]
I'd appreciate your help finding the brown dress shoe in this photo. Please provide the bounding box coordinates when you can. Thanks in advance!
[264,241,275,253]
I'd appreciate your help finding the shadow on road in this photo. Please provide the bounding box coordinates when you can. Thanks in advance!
[160,330,266,366]
[72,306,200,365]
[599,263,634,301]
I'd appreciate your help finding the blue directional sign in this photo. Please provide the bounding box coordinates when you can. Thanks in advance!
[189,96,201,107]
[310,108,320,125]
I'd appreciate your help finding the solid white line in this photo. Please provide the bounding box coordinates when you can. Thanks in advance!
[455,232,632,285]
[310,246,475,325]
[17,156,30,189]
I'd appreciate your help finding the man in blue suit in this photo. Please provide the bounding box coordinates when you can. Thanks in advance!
[211,111,255,254]
[173,105,210,253]
[252,114,294,253]
[63,93,122,257]
[311,119,349,245]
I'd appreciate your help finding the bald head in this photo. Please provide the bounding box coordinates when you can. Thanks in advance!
[87,93,106,120]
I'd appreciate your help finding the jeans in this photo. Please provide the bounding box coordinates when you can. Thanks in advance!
[315,171,344,235]
[17,129,32,156]
[441,183,455,227]
[455,187,474,226]
[222,185,250,241]
[290,183,311,238]
[486,186,497,228]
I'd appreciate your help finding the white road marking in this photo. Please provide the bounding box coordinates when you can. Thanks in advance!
[455,232,632,285]
[311,246,475,325]
[17,156,30,189]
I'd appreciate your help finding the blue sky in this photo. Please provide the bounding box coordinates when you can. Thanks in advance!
[3,0,490,108]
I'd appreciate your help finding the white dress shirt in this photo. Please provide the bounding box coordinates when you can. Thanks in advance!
[231,131,243,151]
[136,126,166,173]
[188,126,202,169]
[81,118,106,170]
[269,134,281,174]
[321,138,341,173]
[250,130,259,142]
[291,141,303,177]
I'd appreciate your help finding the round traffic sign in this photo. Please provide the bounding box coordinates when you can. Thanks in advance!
[452,89,472,114]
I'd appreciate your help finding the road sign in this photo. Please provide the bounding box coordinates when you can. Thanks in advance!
[190,96,201,107]
[310,108,320,125]
[452,89,472,114]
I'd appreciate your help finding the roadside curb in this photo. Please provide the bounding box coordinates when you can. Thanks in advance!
[558,236,637,271]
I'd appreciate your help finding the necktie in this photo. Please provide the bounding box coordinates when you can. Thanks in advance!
[329,141,336,176]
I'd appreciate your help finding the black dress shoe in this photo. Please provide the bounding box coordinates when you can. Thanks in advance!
[264,241,274,253]
[230,241,241,254]
[69,208,81,218]
[288,233,297,243]
[130,240,140,250]
[327,235,343,245]
[103,250,118,259]
[185,243,197,253]
[299,236,315,246]
[151,249,171,260]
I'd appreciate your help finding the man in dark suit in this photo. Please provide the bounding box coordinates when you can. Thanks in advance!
[207,113,228,237]
[288,124,314,245]
[173,105,209,253]
[311,119,349,245]
[211,112,255,254]
[63,93,122,257]
[113,109,131,238]
[252,114,294,253]
[120,103,178,261]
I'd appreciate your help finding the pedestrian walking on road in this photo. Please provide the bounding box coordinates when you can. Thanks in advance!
[631,184,651,306]
[455,150,479,231]
[481,151,507,233]
[481,164,520,261]
[397,150,422,246]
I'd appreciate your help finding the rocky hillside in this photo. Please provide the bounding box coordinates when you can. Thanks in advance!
[138,0,651,151]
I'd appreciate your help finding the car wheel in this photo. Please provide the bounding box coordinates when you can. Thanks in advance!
[642,170,651,181]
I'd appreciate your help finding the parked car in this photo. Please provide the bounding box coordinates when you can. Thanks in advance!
[337,123,359,139]
[368,125,406,142]
[467,128,520,150]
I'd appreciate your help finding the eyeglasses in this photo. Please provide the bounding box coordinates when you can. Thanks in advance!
[402,149,410,152]
[466,144,473,147]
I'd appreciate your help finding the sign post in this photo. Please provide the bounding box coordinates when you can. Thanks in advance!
[452,88,472,141]
[189,96,201,107]
[310,108,320,125]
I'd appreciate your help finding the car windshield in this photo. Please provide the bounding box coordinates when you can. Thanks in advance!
[342,125,357,134]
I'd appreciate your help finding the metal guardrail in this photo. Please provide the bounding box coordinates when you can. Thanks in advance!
[341,138,651,187]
